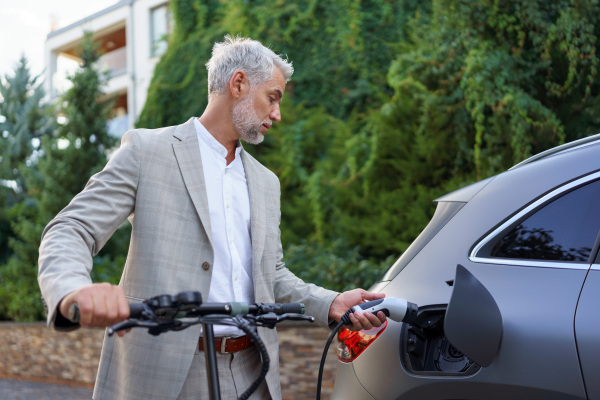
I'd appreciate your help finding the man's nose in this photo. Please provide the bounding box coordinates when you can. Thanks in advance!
[270,105,281,123]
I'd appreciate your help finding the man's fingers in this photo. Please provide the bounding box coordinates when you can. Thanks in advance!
[348,313,362,331]
[68,283,130,328]
[346,309,390,332]
[361,291,385,302]
[116,328,131,338]
[104,287,118,323]
[76,290,95,326]
[104,285,129,324]
[116,287,131,321]
[359,313,374,331]
[349,311,377,332]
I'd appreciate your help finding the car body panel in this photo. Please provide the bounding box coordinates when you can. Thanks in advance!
[434,177,493,203]
[331,362,375,399]
[332,136,600,399]
[351,262,588,399]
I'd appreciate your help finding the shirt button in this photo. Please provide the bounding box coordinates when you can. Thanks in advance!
[202,262,210,271]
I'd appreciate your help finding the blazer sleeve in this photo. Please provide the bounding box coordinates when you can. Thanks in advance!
[273,258,339,328]
[38,130,141,328]
[267,177,339,328]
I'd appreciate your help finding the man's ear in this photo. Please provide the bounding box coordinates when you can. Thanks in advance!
[229,70,249,99]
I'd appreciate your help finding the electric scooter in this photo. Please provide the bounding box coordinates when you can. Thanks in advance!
[105,290,314,400]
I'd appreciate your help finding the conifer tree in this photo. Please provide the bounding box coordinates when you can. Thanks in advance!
[0,56,54,265]
[41,32,116,210]
[0,32,127,320]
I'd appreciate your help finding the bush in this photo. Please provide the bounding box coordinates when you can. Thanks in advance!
[284,238,396,292]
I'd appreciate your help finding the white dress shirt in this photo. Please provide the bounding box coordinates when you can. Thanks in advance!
[194,118,254,337]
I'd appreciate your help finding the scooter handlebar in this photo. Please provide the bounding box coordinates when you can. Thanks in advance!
[128,302,147,319]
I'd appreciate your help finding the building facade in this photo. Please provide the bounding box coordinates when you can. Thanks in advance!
[44,0,170,136]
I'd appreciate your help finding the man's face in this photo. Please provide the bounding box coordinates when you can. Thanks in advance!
[232,67,285,144]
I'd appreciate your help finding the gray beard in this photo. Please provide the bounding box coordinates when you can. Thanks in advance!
[232,93,269,145]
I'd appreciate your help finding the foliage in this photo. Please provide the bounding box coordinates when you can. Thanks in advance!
[317,0,600,260]
[138,0,427,288]
[47,33,117,203]
[0,33,130,321]
[137,0,600,290]
[0,56,55,320]
[235,0,424,119]
[284,238,396,292]
[137,0,420,128]
[0,56,54,265]
[388,0,600,180]
[319,0,600,262]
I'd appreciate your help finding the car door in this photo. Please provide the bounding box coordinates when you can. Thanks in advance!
[574,252,600,400]
[458,173,600,399]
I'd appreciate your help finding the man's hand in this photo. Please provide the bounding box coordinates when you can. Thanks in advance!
[328,289,386,332]
[58,283,130,337]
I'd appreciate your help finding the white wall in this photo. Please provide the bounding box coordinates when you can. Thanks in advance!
[44,0,170,129]
[129,0,169,122]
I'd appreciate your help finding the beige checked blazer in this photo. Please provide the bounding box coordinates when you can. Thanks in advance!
[38,117,338,399]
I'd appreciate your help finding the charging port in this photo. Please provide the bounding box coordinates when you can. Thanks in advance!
[400,306,480,376]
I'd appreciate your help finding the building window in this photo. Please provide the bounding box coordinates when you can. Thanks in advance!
[150,3,171,57]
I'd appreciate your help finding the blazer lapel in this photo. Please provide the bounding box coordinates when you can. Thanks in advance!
[172,118,213,247]
[241,150,267,279]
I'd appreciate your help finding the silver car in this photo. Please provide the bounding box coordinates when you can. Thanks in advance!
[331,134,600,400]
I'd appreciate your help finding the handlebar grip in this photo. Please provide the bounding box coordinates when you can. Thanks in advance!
[279,303,305,315]
[129,302,146,318]
[247,302,306,315]
[67,302,148,323]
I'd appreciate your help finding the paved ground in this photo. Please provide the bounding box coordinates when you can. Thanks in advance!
[0,379,93,400]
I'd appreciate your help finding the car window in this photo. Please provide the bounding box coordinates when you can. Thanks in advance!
[489,179,600,262]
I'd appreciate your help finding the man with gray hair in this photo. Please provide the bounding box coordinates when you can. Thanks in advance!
[38,35,385,399]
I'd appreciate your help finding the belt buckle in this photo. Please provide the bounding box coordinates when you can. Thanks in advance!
[220,336,234,354]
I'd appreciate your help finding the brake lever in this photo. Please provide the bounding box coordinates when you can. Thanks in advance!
[281,313,315,323]
[250,313,315,328]
[108,319,160,336]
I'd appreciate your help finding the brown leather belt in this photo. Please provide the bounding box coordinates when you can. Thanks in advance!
[198,336,254,354]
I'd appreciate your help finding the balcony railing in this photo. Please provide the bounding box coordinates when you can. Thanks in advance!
[51,46,128,98]
[97,46,127,78]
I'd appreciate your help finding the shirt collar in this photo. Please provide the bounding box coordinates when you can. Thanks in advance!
[193,117,242,159]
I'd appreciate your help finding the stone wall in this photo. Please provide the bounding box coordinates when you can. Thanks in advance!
[0,322,339,399]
